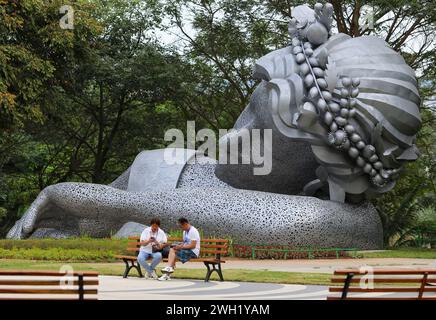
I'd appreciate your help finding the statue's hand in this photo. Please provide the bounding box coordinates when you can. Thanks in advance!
[6,189,50,239]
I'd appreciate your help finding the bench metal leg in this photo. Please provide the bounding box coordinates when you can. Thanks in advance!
[122,259,144,278]
[204,262,224,282]
[341,273,354,299]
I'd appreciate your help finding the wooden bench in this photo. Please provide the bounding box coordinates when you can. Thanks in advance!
[0,270,99,300]
[115,236,229,282]
[328,269,436,300]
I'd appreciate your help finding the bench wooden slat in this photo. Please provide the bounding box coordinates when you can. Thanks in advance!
[333,269,436,275]
[125,247,229,256]
[327,297,436,301]
[331,278,434,283]
[329,287,436,293]
[0,280,99,286]
[127,242,228,249]
[199,249,229,255]
[114,255,138,259]
[0,270,98,277]
[0,297,98,301]
[0,289,98,294]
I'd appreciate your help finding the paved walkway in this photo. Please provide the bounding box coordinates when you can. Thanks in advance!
[170,258,436,273]
[98,276,436,300]
[99,276,329,300]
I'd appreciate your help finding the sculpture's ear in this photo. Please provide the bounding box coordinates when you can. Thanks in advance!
[253,47,297,81]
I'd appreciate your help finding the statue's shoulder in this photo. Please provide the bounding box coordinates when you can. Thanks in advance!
[253,47,297,81]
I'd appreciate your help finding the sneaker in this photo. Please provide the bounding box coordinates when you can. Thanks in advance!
[150,270,158,280]
[145,272,154,280]
[161,266,174,273]
[158,274,171,281]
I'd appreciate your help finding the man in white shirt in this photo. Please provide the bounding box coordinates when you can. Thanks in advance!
[159,217,200,281]
[137,218,168,280]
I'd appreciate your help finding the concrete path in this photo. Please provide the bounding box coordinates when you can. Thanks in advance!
[172,258,436,274]
[98,276,436,300]
[98,276,329,300]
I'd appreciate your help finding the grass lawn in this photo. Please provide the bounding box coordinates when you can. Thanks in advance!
[0,259,332,286]
[357,248,436,259]
[0,238,434,286]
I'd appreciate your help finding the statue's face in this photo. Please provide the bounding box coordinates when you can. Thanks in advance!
[215,81,320,195]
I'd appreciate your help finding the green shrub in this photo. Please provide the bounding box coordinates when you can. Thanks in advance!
[0,238,129,262]
[0,247,118,262]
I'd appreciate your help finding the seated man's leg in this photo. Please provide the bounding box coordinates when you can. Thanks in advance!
[166,248,177,268]
[176,249,197,264]
[150,252,163,272]
[137,251,153,274]
[159,249,177,280]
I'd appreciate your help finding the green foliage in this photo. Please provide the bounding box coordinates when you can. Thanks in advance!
[375,108,435,246]
[0,207,6,221]
[0,237,127,261]
[0,247,117,261]
[358,247,436,259]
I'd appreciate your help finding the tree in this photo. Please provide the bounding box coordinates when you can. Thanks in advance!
[0,0,187,236]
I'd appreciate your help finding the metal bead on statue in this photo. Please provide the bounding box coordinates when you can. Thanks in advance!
[329,102,340,113]
[300,63,310,75]
[356,156,366,167]
[334,130,347,145]
[324,112,333,125]
[352,78,361,87]
[348,147,359,158]
[350,133,361,143]
[363,164,372,174]
[317,99,328,111]
[293,46,303,54]
[330,122,338,132]
[351,88,359,98]
[341,77,352,87]
[317,78,328,89]
[363,145,376,159]
[305,74,314,86]
[341,88,349,97]
[296,53,305,63]
[344,125,355,134]
[313,67,324,77]
[340,108,349,118]
[340,98,349,107]
[356,141,366,149]
[322,91,332,101]
[309,86,319,98]
[308,57,319,67]
[335,117,347,127]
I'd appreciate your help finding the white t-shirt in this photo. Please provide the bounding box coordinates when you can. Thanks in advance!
[183,226,201,257]
[140,227,167,253]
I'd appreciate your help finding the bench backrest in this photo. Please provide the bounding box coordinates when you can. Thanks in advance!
[0,270,99,300]
[127,236,229,258]
[328,269,436,300]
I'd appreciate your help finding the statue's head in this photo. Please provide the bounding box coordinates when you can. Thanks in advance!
[216,2,421,203]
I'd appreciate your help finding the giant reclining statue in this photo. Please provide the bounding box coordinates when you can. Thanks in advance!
[7,3,421,249]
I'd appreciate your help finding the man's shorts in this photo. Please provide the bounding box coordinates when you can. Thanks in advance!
[176,249,198,263]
